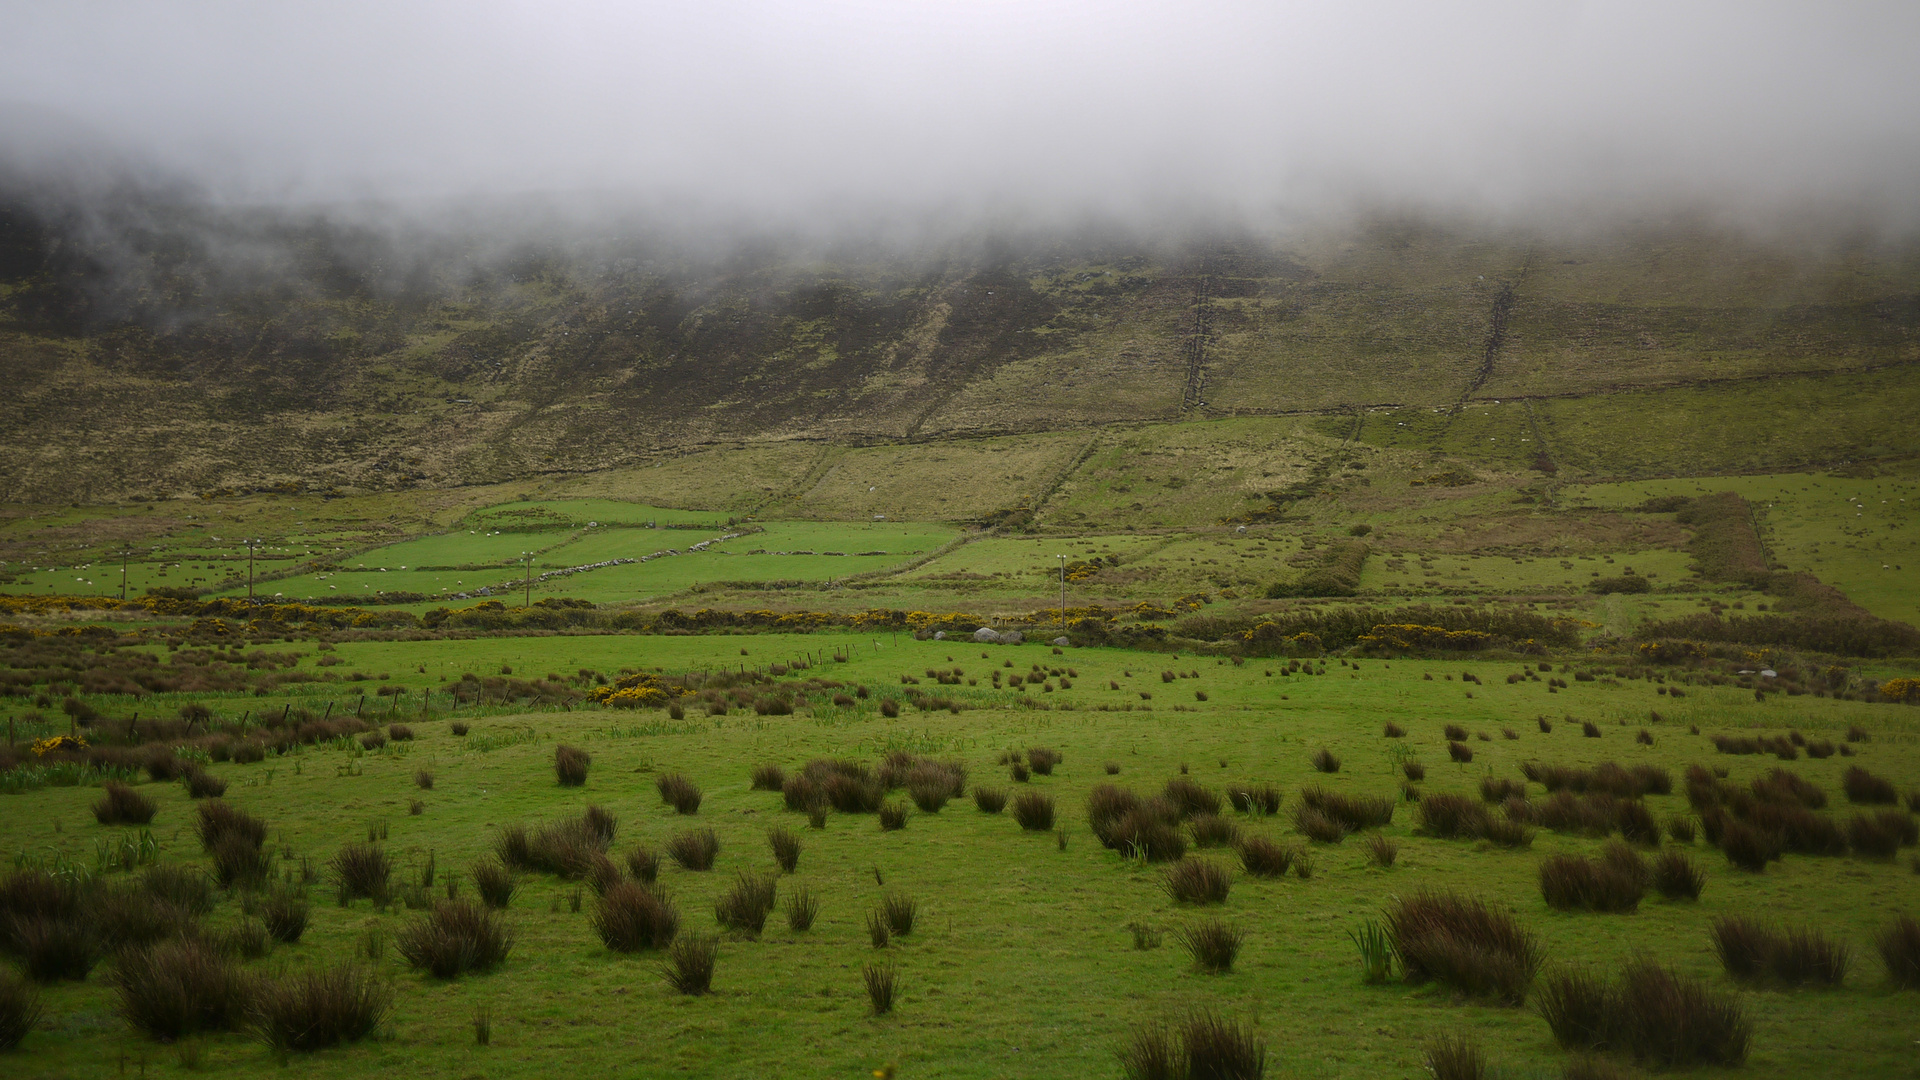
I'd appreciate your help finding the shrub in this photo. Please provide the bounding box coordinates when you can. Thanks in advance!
[1538,967,1616,1051]
[1163,778,1223,819]
[1614,960,1749,1067]
[1448,741,1473,763]
[554,744,591,786]
[0,968,42,1051]
[1651,850,1704,900]
[592,881,679,951]
[1844,766,1897,804]
[184,768,228,799]
[195,801,266,852]
[1366,834,1398,867]
[1384,891,1541,1003]
[880,891,916,936]
[1012,791,1055,831]
[331,843,391,902]
[14,917,100,982]
[473,860,516,909]
[663,935,717,995]
[1165,858,1231,904]
[112,938,247,1040]
[1310,747,1340,773]
[785,886,819,932]
[93,783,157,826]
[666,828,719,871]
[1176,918,1244,973]
[714,872,777,938]
[751,763,786,791]
[973,786,1008,813]
[1423,1034,1486,1080]
[878,801,909,830]
[1237,836,1295,878]
[259,887,310,942]
[1189,813,1239,848]
[251,964,391,1053]
[863,963,896,1015]
[1027,747,1061,775]
[396,898,512,978]
[1877,913,1920,989]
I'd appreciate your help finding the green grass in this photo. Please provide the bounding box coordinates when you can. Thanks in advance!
[5,636,1919,1077]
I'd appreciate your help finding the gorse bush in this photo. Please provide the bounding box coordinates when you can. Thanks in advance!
[592,882,679,952]
[1384,890,1541,1003]
[251,964,391,1053]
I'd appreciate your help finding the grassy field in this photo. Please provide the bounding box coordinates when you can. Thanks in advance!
[4,635,1918,1078]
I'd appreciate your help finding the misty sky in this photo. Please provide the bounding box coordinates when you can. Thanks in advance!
[2,1,1918,226]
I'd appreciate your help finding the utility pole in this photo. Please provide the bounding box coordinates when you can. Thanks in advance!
[1056,555,1067,637]
[523,552,532,608]
[119,549,129,601]
[247,540,257,599]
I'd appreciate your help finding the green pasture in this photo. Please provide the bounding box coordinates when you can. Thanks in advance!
[5,637,1919,1078]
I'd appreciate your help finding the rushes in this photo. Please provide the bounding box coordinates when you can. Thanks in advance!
[1423,1035,1486,1080]
[395,899,513,978]
[1384,890,1540,1004]
[714,872,777,938]
[878,801,910,830]
[1164,857,1231,904]
[1176,918,1245,974]
[473,860,517,909]
[93,782,157,826]
[1877,914,1920,988]
[1651,850,1705,900]
[0,968,42,1051]
[662,935,716,995]
[973,786,1009,813]
[665,828,720,871]
[1309,747,1340,773]
[592,882,679,952]
[1347,919,1394,984]
[1539,843,1648,913]
[750,763,786,791]
[784,886,820,932]
[863,963,896,1015]
[252,965,391,1053]
[1365,834,1397,867]
[111,938,246,1040]
[554,744,591,786]
[656,773,703,814]
[1012,791,1055,831]
[330,842,391,902]
[1119,1013,1265,1080]
[1711,916,1848,986]
[1236,836,1299,878]
[768,827,801,873]
[879,891,916,936]
[259,887,311,943]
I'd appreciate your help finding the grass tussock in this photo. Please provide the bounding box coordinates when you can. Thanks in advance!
[1310,747,1340,773]
[1384,890,1541,1003]
[973,785,1009,813]
[251,964,391,1053]
[1539,842,1648,913]
[1366,833,1398,867]
[1876,913,1920,988]
[784,886,819,932]
[0,968,42,1051]
[1299,786,1393,831]
[1423,1034,1486,1080]
[1712,915,1848,986]
[878,801,910,830]
[195,800,267,853]
[1237,836,1299,878]
[1189,813,1240,848]
[1651,850,1705,899]
[1163,778,1223,819]
[768,827,801,872]
[1165,857,1232,904]
[259,886,310,943]
[1012,791,1055,831]
[1843,766,1898,804]
[92,782,157,826]
[1119,1013,1266,1080]
[625,847,660,883]
[663,935,717,995]
[395,898,512,977]
[1175,918,1244,973]
[750,763,786,791]
[656,772,702,814]
[184,768,227,800]
[112,938,247,1040]
[473,860,516,909]
[592,881,679,951]
[554,744,591,786]
[714,872,778,938]
[330,842,392,902]
[1226,784,1282,815]
[863,962,896,1015]
[665,828,720,871]
[1539,959,1748,1067]
[879,891,916,935]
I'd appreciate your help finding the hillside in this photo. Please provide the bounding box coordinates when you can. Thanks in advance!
[3,197,1918,504]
